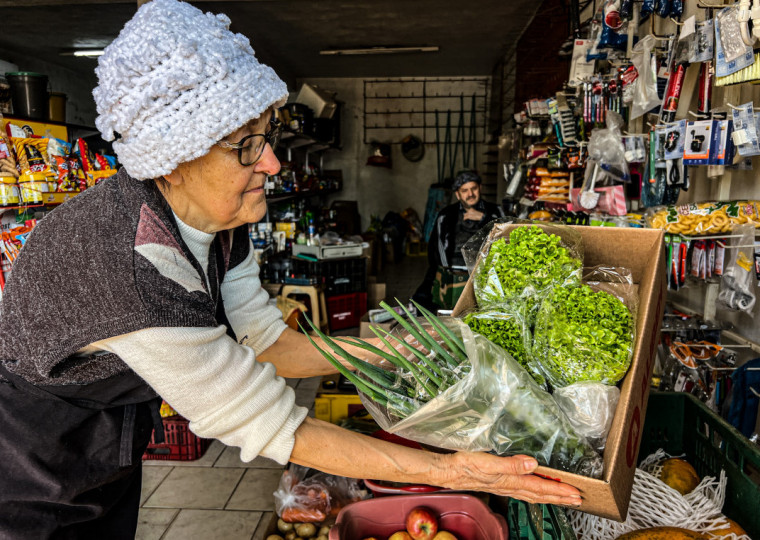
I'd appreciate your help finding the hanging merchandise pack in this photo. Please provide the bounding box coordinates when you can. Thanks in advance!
[718,224,757,316]
[731,102,760,157]
[629,36,661,120]
[714,6,755,78]
[690,19,714,64]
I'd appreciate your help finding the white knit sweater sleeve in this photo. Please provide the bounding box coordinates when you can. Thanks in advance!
[91,326,307,464]
[221,239,287,353]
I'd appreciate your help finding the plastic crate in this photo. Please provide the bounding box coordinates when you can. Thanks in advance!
[504,499,577,540]
[327,292,367,331]
[639,391,760,539]
[143,415,212,461]
[329,493,508,540]
[292,257,367,296]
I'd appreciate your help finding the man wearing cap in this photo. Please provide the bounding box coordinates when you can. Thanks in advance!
[414,170,504,310]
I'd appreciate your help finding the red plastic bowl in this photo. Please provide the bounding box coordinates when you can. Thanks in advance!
[328,493,508,540]
[363,478,445,497]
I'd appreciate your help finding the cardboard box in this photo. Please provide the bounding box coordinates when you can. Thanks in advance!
[452,224,666,521]
[295,83,337,119]
[359,311,395,338]
[367,281,387,309]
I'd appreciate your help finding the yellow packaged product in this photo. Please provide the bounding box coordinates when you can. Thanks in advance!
[647,201,760,235]
[12,137,52,183]
[19,179,49,204]
[0,176,20,207]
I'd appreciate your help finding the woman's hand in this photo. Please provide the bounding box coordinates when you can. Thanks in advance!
[436,451,583,506]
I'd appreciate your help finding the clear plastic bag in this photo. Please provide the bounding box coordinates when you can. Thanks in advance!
[554,382,621,451]
[630,35,661,120]
[532,266,638,388]
[274,465,331,523]
[273,465,367,523]
[360,319,604,478]
[718,224,757,316]
[463,222,583,313]
[587,110,630,183]
[461,303,545,387]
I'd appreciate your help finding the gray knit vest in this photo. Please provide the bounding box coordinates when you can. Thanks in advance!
[0,168,249,386]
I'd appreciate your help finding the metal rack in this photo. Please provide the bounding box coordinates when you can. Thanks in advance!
[362,77,489,145]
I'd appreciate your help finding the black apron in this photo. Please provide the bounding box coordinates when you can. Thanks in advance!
[0,364,161,539]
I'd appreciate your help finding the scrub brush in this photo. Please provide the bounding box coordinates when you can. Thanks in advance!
[579,162,601,210]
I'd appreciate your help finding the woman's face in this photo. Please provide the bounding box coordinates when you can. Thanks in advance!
[160,111,281,233]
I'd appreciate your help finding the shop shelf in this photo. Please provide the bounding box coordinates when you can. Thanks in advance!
[143,415,212,461]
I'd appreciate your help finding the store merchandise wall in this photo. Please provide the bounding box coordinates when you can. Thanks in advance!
[642,9,760,345]
[299,77,492,231]
[0,48,97,126]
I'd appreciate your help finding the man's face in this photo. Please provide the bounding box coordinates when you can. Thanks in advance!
[455,181,481,208]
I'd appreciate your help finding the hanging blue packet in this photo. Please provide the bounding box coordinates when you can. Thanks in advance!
[620,0,633,20]
[655,0,672,17]
[671,0,683,17]
[640,0,655,21]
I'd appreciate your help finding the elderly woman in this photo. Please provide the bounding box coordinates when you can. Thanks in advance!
[0,0,580,537]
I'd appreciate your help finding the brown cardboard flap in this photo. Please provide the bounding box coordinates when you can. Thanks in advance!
[452,225,666,520]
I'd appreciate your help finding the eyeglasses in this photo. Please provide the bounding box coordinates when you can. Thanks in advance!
[218,116,283,166]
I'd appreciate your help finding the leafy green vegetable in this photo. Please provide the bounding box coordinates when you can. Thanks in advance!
[474,226,582,308]
[462,309,545,386]
[532,284,634,387]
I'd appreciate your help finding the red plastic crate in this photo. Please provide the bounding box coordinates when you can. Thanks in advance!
[327,292,367,331]
[142,415,212,461]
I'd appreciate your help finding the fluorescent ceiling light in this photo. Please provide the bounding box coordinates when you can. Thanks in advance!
[59,49,105,57]
[320,46,439,56]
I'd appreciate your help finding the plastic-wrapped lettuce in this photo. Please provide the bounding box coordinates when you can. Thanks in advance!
[472,225,583,312]
[462,305,545,387]
[532,267,636,388]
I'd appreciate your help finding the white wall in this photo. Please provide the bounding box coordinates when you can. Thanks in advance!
[298,77,491,231]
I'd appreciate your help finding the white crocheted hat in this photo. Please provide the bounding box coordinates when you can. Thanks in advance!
[93,0,288,180]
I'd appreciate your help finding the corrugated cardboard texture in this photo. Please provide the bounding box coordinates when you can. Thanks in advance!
[452,224,665,521]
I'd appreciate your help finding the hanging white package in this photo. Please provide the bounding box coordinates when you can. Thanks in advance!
[629,35,661,120]
[715,7,755,77]
[718,224,757,316]
[731,102,760,157]
[690,19,714,63]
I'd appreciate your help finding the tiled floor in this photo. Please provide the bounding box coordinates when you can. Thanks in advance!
[137,256,424,539]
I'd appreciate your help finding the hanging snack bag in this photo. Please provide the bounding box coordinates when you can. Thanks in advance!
[12,138,52,204]
[67,152,87,191]
[648,201,760,235]
[0,133,18,179]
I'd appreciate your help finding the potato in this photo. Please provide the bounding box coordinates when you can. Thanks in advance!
[278,519,294,533]
[318,526,330,536]
[295,523,317,537]
[266,536,285,540]
[316,536,328,540]
[285,532,297,540]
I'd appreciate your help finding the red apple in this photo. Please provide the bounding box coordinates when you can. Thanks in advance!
[405,506,438,540]
[388,532,413,540]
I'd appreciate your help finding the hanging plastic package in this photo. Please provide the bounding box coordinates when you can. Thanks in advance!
[655,0,672,18]
[690,20,715,63]
[599,2,628,51]
[586,110,630,183]
[671,0,683,17]
[620,0,633,20]
[714,7,755,77]
[630,36,661,120]
[731,102,760,157]
[718,224,757,316]
[640,0,655,21]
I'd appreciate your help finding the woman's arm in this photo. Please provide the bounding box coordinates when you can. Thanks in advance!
[256,327,380,378]
[291,417,583,506]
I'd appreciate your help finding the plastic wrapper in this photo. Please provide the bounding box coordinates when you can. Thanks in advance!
[11,137,52,181]
[554,382,620,451]
[463,222,583,315]
[360,319,604,478]
[273,465,368,523]
[585,110,630,184]
[630,35,661,120]
[532,266,638,388]
[647,201,760,235]
[462,303,545,387]
[718,224,756,316]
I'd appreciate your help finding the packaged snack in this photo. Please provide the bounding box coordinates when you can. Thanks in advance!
[647,201,760,235]
[0,177,20,207]
[11,138,52,182]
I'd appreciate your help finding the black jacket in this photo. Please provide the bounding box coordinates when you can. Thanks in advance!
[414,199,503,307]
